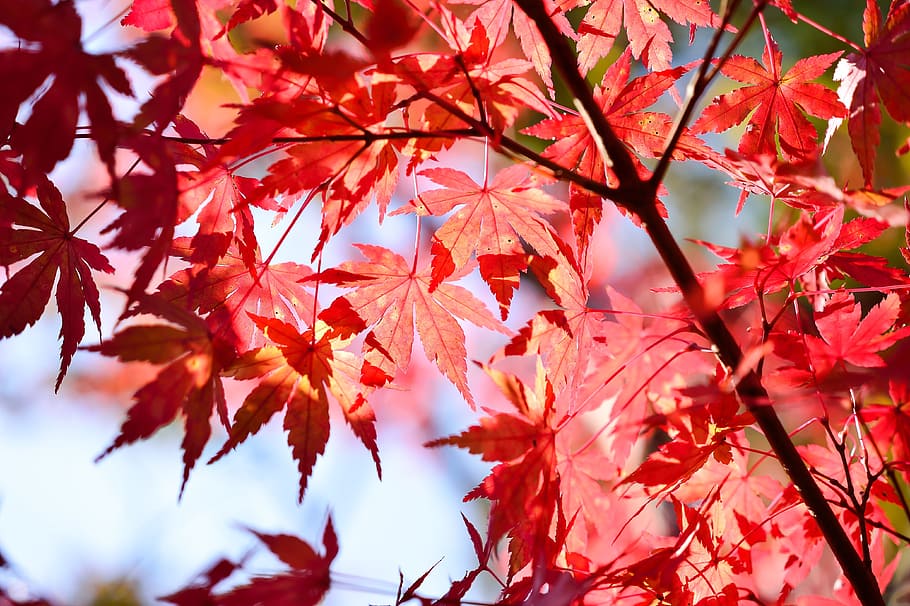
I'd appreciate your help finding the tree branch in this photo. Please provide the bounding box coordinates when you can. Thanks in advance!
[510,0,886,603]
[511,0,644,204]
[74,128,481,146]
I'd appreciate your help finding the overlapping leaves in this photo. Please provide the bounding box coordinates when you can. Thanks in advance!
[395,165,566,318]
[314,244,507,406]
[3,1,910,604]
[217,316,380,500]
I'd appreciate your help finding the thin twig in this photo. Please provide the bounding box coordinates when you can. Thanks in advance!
[73,128,480,146]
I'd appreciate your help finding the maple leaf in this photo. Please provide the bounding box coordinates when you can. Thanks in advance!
[713,150,838,214]
[862,379,910,461]
[712,149,910,219]
[456,0,574,93]
[171,116,261,267]
[826,0,910,186]
[621,430,735,496]
[606,494,732,604]
[695,206,847,309]
[214,316,380,500]
[769,290,910,394]
[427,362,559,574]
[0,0,133,177]
[805,291,910,374]
[159,558,241,606]
[675,448,784,553]
[87,294,238,495]
[121,0,264,108]
[314,244,507,407]
[524,49,704,252]
[493,243,612,392]
[154,242,315,351]
[395,165,566,318]
[216,0,278,38]
[0,177,114,390]
[618,375,751,501]
[391,14,554,136]
[214,517,338,606]
[692,39,845,161]
[122,0,204,131]
[670,496,742,606]
[104,133,181,307]
[577,0,719,72]
[121,0,177,31]
[219,76,401,251]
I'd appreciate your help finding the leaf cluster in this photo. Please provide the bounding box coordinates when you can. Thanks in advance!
[3,1,910,605]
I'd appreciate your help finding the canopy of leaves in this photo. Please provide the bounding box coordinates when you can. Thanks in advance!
[2,1,910,605]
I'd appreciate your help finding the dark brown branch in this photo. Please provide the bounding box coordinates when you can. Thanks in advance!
[74,128,481,146]
[510,0,886,603]
[641,148,886,606]
[404,89,621,199]
[511,0,645,205]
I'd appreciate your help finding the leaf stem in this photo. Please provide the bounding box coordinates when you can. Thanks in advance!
[412,170,423,275]
[795,11,863,53]
[69,157,142,236]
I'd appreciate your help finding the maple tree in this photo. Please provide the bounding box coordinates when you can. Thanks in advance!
[4,0,910,604]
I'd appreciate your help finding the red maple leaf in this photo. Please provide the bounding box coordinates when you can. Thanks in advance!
[391,15,554,137]
[314,244,508,407]
[806,291,910,373]
[217,0,278,37]
[395,165,566,318]
[692,39,845,161]
[577,0,719,72]
[172,116,262,267]
[154,242,315,351]
[215,316,380,500]
[0,0,133,177]
[828,0,910,186]
[218,76,400,251]
[620,425,737,497]
[455,0,575,93]
[713,150,843,214]
[121,0,204,132]
[862,378,910,462]
[493,244,607,392]
[427,362,559,574]
[0,177,114,390]
[524,49,703,252]
[104,133,182,306]
[160,516,339,606]
[158,557,242,606]
[770,290,910,393]
[88,295,238,495]
[695,207,847,309]
[214,517,338,606]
